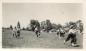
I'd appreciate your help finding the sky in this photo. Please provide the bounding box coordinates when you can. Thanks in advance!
[2,3,82,28]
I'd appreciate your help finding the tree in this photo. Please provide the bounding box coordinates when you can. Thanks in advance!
[30,20,40,31]
[76,20,83,33]
[35,20,40,27]
[46,20,52,32]
[30,20,36,31]
[52,23,58,29]
[57,24,62,29]
[22,27,25,30]
[40,21,45,29]
[17,21,21,29]
[69,21,75,25]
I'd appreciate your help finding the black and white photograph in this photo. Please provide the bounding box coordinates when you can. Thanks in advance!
[2,3,83,49]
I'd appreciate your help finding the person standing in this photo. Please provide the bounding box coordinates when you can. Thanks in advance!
[12,27,17,37]
[35,26,40,38]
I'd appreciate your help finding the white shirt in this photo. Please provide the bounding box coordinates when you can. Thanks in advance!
[35,28,38,31]
[68,29,76,34]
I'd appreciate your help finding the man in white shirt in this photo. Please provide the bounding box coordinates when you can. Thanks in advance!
[64,26,77,47]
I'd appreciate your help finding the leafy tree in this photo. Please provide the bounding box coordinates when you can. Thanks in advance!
[76,20,83,32]
[46,20,52,32]
[17,21,21,29]
[22,27,25,30]
[57,24,62,29]
[30,20,40,31]
[52,23,58,29]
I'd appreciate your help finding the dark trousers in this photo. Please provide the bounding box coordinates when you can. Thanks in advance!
[35,30,40,37]
[60,32,65,37]
[66,33,77,44]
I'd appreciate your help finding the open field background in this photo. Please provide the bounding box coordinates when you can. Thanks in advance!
[2,29,83,49]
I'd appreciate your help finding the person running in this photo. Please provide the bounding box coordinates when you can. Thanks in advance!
[57,28,65,39]
[64,26,77,47]
[35,26,40,37]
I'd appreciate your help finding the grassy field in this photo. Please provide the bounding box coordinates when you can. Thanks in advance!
[2,29,83,49]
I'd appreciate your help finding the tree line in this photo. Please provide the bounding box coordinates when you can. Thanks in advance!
[2,19,83,33]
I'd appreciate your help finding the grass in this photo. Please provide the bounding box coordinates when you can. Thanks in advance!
[2,29,83,49]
